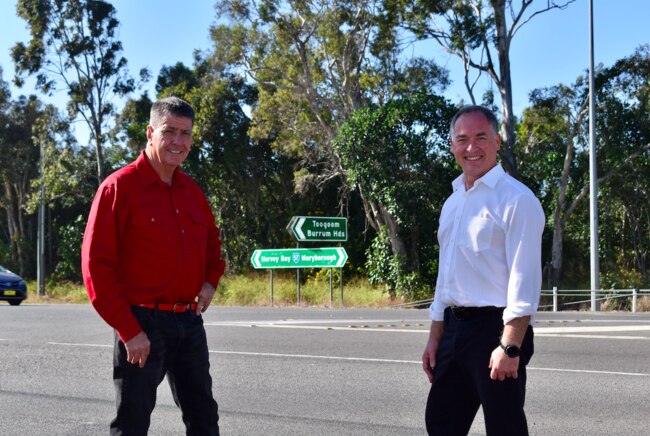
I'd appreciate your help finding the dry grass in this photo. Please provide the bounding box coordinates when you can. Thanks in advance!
[215,272,393,307]
[635,296,650,312]
[21,274,394,308]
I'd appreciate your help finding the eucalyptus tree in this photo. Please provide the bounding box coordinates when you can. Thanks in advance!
[11,0,149,182]
[0,92,74,276]
[383,0,576,178]
[333,92,457,297]
[518,46,650,288]
[209,0,449,272]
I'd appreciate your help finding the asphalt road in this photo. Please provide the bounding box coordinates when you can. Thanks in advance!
[1,304,648,435]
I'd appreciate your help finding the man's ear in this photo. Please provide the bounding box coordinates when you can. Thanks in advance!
[146,125,153,144]
[495,134,502,150]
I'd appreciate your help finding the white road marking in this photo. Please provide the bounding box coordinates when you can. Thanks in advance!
[534,325,650,333]
[204,319,426,326]
[209,349,419,364]
[205,321,650,339]
[535,333,648,340]
[527,367,649,377]
[49,342,110,348]
[46,342,650,377]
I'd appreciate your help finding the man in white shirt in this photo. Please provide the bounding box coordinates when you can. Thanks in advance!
[422,106,545,436]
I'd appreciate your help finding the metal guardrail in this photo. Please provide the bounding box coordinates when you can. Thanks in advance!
[539,288,650,313]
[392,288,650,312]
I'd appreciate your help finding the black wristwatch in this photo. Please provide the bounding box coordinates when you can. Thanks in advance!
[499,339,521,358]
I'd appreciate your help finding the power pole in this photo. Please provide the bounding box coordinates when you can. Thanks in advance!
[37,145,45,297]
[588,0,600,310]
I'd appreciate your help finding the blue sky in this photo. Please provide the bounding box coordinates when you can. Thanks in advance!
[0,0,649,144]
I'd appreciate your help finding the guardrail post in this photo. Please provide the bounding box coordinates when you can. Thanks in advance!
[632,288,638,313]
[553,286,558,312]
[591,289,596,312]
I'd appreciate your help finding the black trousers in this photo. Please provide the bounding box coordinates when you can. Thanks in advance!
[425,308,534,436]
[110,306,220,436]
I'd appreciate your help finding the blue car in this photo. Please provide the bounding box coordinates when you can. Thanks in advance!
[0,265,27,306]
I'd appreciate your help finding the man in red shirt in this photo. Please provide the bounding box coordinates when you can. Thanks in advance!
[82,96,225,435]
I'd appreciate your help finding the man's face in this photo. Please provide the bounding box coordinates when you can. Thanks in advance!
[146,114,193,172]
[450,111,501,188]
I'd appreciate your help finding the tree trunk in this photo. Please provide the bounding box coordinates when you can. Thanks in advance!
[2,179,24,274]
[492,0,518,177]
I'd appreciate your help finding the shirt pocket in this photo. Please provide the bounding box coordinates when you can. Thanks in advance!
[460,216,495,252]
[130,208,171,234]
[126,207,175,260]
[185,207,208,247]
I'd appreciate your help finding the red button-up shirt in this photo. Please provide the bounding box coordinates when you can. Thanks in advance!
[81,151,226,342]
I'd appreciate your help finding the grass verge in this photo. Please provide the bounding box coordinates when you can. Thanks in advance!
[22,272,395,307]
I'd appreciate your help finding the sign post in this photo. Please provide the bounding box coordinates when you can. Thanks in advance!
[254,216,349,306]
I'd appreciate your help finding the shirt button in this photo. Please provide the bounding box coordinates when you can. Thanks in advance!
[176,209,179,214]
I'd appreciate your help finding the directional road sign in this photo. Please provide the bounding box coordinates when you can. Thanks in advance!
[288,216,348,242]
[251,247,348,269]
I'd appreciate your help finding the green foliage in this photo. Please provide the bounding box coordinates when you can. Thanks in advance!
[12,0,150,180]
[334,91,455,298]
[518,46,650,289]
[211,0,449,197]
[366,226,399,294]
[110,92,152,157]
[52,215,85,281]
[365,226,434,301]
[334,92,455,227]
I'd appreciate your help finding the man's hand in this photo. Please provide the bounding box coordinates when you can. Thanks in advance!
[489,348,519,381]
[124,331,150,368]
[195,281,216,315]
[422,321,444,383]
[488,315,530,381]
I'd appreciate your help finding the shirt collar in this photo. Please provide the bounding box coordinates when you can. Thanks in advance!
[134,150,184,188]
[452,164,505,192]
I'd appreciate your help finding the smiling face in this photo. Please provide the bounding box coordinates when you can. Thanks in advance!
[450,111,501,189]
[145,114,193,182]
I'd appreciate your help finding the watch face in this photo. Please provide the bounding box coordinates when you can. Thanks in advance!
[505,345,520,358]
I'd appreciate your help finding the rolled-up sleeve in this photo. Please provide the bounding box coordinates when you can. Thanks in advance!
[503,193,545,323]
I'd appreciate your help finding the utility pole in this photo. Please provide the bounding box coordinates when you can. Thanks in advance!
[37,144,45,296]
[588,0,600,310]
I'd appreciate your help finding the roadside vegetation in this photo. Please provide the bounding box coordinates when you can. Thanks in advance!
[23,272,396,307]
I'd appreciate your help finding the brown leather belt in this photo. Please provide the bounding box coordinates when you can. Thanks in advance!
[449,306,504,320]
[138,303,197,313]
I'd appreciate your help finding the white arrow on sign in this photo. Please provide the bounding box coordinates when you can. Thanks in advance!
[253,250,262,268]
[294,217,307,240]
[335,247,347,267]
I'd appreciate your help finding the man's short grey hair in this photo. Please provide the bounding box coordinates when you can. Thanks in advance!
[449,105,499,137]
[150,96,195,127]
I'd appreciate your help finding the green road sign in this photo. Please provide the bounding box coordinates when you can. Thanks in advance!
[288,216,348,242]
[251,247,348,269]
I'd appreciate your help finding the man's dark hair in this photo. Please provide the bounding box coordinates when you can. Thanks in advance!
[150,96,195,127]
[449,105,499,137]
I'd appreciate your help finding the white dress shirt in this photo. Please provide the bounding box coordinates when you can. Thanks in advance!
[429,164,545,324]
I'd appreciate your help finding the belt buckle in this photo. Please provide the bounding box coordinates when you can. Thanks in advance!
[173,303,189,313]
